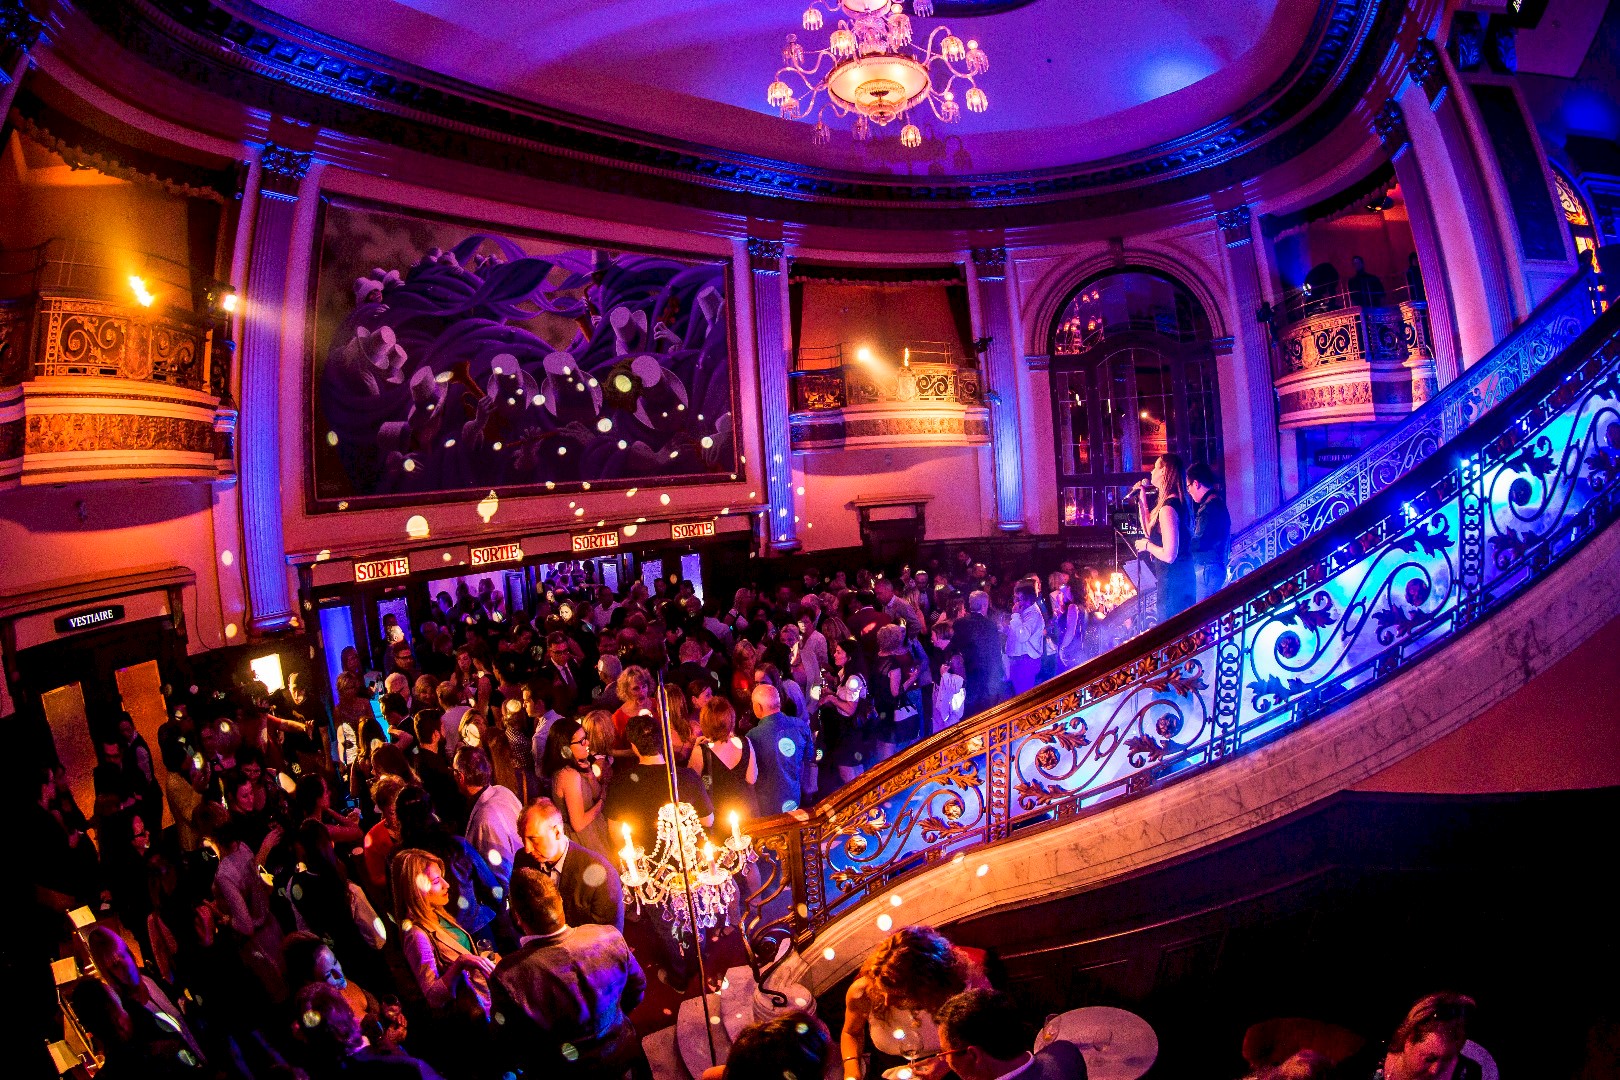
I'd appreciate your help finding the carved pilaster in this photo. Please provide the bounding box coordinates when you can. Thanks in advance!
[748,238,796,550]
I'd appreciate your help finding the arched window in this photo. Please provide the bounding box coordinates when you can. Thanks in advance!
[1552,165,1598,268]
[1048,270,1224,531]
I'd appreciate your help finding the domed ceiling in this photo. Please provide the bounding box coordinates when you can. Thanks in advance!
[249,0,1313,176]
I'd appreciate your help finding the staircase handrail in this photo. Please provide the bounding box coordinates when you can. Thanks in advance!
[741,296,1620,967]
[1228,268,1601,580]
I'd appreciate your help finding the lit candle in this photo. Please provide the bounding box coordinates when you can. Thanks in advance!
[729,810,741,843]
[703,841,716,868]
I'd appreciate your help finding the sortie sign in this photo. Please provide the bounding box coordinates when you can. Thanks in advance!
[671,519,716,541]
[354,556,411,583]
[470,542,523,567]
[571,530,620,554]
[53,604,125,634]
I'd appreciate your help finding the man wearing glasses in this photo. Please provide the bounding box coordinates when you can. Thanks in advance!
[514,797,624,932]
[936,990,1087,1080]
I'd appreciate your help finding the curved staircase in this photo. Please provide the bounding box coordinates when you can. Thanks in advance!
[645,273,1619,1074]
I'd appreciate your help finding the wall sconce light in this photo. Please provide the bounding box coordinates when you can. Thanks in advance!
[855,346,874,364]
[249,652,285,693]
[128,276,156,307]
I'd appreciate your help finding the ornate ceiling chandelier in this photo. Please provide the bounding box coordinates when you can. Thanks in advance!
[766,0,989,147]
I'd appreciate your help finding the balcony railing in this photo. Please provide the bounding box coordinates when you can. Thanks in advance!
[1230,269,1601,578]
[741,292,1620,967]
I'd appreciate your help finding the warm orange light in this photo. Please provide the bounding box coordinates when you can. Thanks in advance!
[128,276,156,307]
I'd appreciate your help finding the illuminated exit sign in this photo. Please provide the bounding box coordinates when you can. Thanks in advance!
[571,530,620,554]
[671,519,716,541]
[354,556,411,583]
[470,542,523,566]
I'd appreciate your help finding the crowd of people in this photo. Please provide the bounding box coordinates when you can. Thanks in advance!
[20,482,1250,1079]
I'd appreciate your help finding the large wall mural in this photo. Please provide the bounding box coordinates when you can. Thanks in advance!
[309,198,737,509]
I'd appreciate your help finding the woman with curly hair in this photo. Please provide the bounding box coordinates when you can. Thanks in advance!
[839,926,991,1080]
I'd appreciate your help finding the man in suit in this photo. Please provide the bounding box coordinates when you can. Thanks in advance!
[937,989,1087,1080]
[513,797,625,931]
[537,631,586,716]
[491,868,649,1080]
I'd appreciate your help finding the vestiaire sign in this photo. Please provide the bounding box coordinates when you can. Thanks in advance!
[671,519,716,541]
[53,604,125,633]
[571,530,620,553]
[354,556,411,583]
[470,542,523,566]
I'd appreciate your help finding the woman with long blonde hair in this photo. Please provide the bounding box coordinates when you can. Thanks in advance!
[390,848,495,1019]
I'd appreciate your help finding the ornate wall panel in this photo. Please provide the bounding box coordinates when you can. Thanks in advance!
[32,296,211,390]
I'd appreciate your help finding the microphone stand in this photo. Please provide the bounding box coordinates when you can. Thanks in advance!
[657,673,719,1066]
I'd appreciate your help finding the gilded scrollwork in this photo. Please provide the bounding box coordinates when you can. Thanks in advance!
[34,297,210,391]
[767,283,1620,943]
[1230,274,1599,580]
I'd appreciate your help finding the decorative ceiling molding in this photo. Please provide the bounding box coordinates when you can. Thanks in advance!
[53,0,1403,228]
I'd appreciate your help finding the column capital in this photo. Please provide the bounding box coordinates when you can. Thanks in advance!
[1408,38,1445,102]
[971,246,1007,278]
[259,143,313,196]
[746,237,785,272]
[1373,98,1409,149]
[1215,205,1252,247]
[1,0,44,54]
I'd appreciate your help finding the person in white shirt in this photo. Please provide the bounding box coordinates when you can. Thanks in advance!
[439,681,470,757]
[1003,582,1046,696]
[935,653,967,730]
[455,746,523,886]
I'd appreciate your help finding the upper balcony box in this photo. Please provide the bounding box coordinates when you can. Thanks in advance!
[788,341,990,452]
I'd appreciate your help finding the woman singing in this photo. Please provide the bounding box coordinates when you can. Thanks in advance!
[1134,452,1196,623]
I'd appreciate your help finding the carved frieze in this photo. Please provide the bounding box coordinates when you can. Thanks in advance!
[25,413,216,456]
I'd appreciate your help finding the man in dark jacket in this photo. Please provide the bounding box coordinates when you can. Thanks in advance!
[938,989,1088,1080]
[1187,462,1232,603]
[951,591,1005,718]
[513,797,625,931]
[491,868,648,1080]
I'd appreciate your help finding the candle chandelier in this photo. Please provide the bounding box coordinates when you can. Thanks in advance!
[1085,571,1138,620]
[619,808,757,943]
[766,0,989,148]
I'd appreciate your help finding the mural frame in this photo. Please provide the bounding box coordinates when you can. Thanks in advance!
[302,195,743,514]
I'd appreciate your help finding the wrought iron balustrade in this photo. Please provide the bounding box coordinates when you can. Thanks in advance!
[1230,269,1600,579]
[742,296,1620,968]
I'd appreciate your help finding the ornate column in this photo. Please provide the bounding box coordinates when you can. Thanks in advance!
[0,0,43,120]
[1376,97,1463,387]
[1398,40,1511,366]
[238,144,309,632]
[971,246,1024,531]
[1216,205,1282,521]
[749,237,798,551]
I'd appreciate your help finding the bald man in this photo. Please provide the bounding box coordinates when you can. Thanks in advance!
[513,797,624,931]
[745,684,812,816]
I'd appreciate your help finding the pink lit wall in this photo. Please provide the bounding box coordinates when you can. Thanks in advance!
[0,483,232,713]
[1354,610,1620,795]
[791,444,995,552]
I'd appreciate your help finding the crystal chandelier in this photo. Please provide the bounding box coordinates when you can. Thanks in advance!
[618,808,757,943]
[1085,570,1138,619]
[766,0,989,147]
